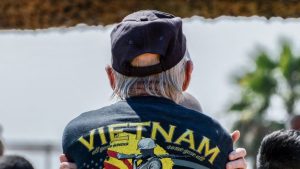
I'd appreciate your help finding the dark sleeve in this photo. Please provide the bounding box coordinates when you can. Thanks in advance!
[62,116,80,154]
[212,118,234,164]
[62,109,104,153]
[62,112,94,157]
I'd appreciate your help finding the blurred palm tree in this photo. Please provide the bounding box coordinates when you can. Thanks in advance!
[228,40,300,168]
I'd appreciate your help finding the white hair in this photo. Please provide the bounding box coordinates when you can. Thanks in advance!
[112,53,190,103]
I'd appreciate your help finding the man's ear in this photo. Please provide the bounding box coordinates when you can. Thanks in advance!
[105,65,115,90]
[182,60,193,91]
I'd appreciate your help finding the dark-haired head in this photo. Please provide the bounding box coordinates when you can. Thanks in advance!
[257,129,300,169]
[0,155,34,169]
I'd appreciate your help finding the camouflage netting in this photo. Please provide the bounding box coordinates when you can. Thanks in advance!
[1,0,300,29]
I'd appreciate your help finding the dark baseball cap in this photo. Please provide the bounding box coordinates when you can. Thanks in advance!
[110,10,187,77]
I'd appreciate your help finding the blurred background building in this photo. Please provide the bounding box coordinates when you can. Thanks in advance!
[1,1,300,169]
[1,0,300,29]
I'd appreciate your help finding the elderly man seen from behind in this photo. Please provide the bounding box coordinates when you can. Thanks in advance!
[61,10,247,169]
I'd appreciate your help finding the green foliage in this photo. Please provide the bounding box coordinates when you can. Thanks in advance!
[279,44,293,78]
[228,41,300,168]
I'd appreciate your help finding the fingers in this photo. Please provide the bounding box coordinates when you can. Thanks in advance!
[229,148,247,160]
[227,148,247,169]
[59,154,77,169]
[60,162,77,169]
[59,154,68,163]
[226,158,247,169]
[231,130,240,143]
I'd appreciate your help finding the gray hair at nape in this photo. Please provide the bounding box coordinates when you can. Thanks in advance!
[112,51,191,103]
